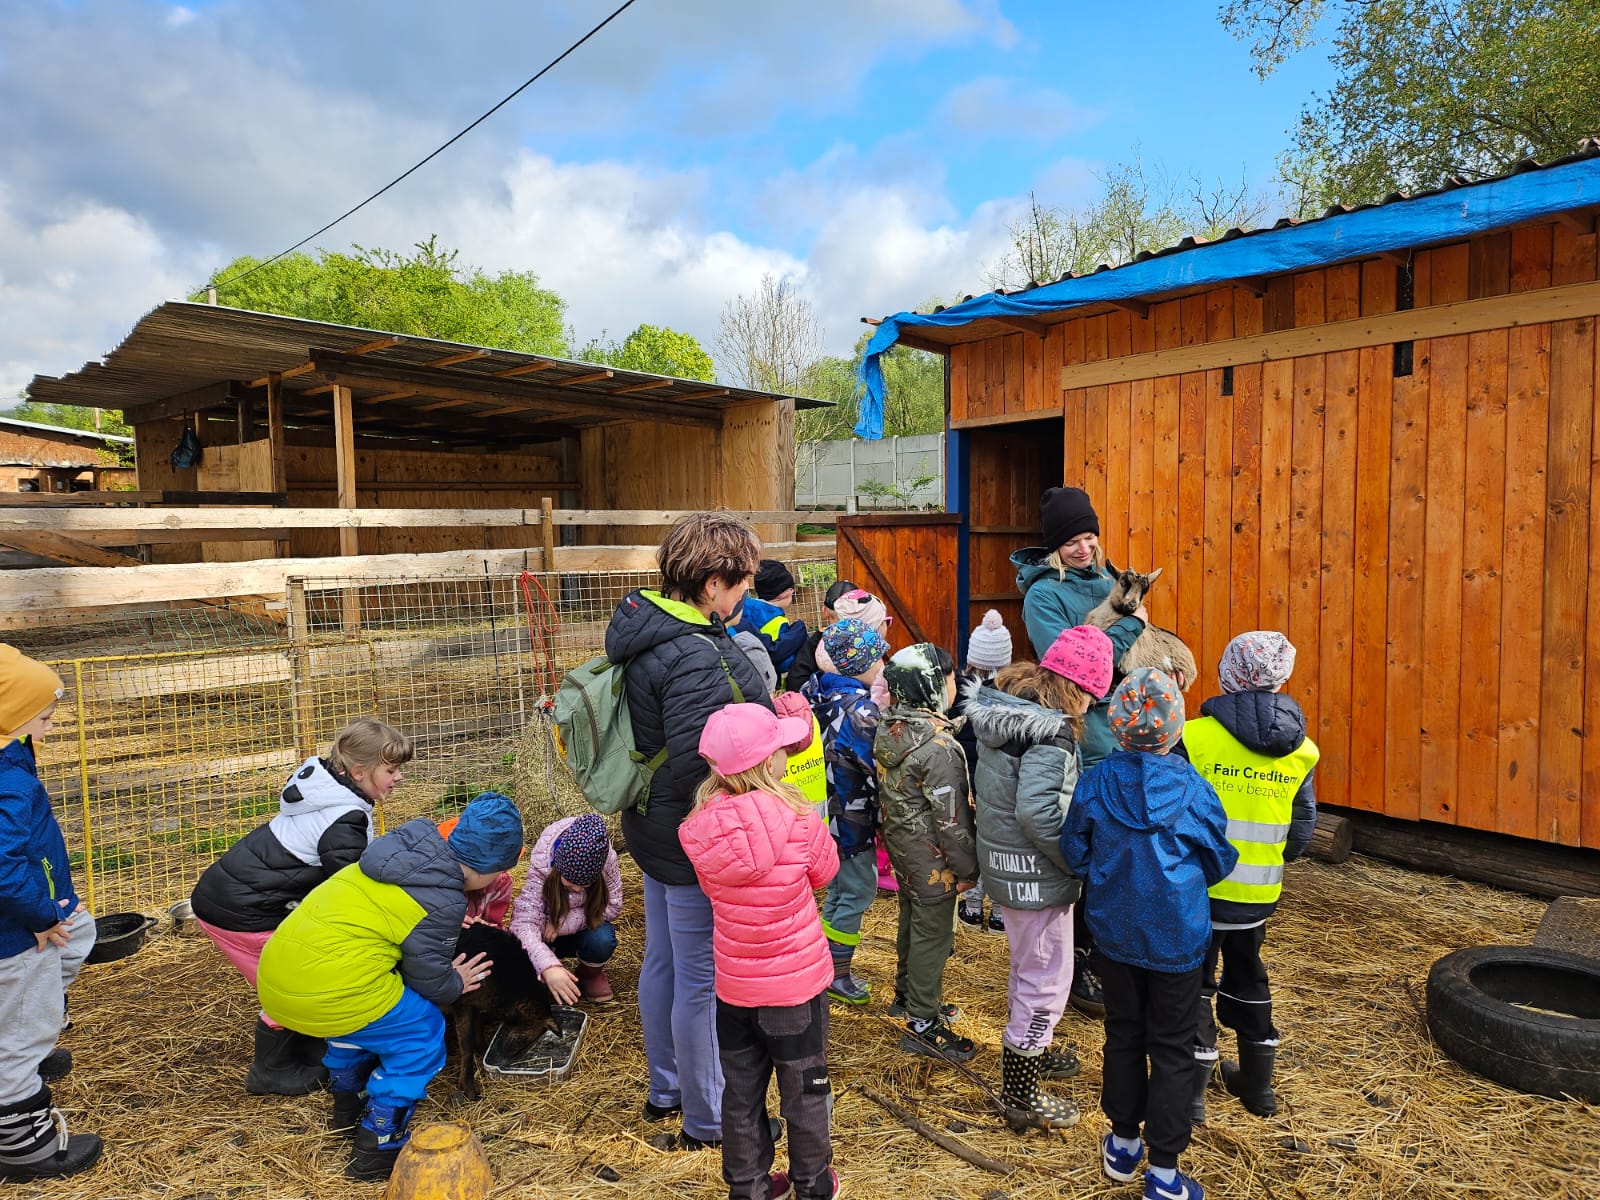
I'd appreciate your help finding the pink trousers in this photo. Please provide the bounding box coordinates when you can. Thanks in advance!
[997,904,1076,1050]
[196,918,280,1027]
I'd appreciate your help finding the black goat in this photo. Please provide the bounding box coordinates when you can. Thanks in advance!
[450,923,560,1101]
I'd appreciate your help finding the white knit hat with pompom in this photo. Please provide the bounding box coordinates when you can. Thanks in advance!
[965,610,1014,672]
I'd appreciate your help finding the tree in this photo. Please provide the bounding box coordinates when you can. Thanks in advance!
[796,330,944,444]
[1223,0,1600,204]
[579,324,716,380]
[201,236,570,355]
[715,274,823,395]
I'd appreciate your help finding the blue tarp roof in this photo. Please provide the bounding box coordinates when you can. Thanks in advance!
[855,146,1600,439]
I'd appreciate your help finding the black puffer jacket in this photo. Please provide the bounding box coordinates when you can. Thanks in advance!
[190,757,373,932]
[605,589,772,885]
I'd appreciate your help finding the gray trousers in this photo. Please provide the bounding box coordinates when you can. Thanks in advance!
[893,892,957,1022]
[0,912,96,1105]
[716,992,833,1200]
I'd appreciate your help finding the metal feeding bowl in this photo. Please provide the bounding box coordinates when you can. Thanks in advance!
[85,913,157,965]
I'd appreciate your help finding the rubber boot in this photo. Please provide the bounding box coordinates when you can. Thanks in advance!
[37,1049,72,1084]
[1190,1055,1216,1125]
[0,1085,103,1181]
[575,961,614,1004]
[328,1060,376,1137]
[1220,1040,1278,1117]
[291,1031,330,1073]
[999,1044,1079,1131]
[1038,1045,1082,1080]
[347,1100,415,1181]
[244,1018,325,1096]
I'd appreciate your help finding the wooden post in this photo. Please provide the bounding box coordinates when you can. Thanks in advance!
[1308,812,1354,864]
[266,373,289,556]
[236,394,255,444]
[332,384,361,630]
[540,496,556,570]
[287,579,317,760]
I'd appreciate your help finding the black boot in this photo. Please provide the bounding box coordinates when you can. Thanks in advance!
[1190,1056,1215,1125]
[999,1044,1079,1131]
[243,1018,325,1096]
[347,1101,415,1181]
[1069,949,1106,1020]
[37,1049,72,1084]
[328,1061,374,1136]
[1221,1040,1278,1117]
[1038,1045,1082,1080]
[0,1085,103,1181]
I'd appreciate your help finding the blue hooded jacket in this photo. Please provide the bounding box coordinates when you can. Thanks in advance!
[1059,751,1237,973]
[732,595,810,674]
[801,671,880,860]
[0,737,80,961]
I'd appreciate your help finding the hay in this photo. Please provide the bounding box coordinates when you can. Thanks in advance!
[43,855,1600,1199]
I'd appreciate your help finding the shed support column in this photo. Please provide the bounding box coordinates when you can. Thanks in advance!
[332,384,361,630]
[266,373,289,556]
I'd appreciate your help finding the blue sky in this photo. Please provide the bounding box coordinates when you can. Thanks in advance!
[0,1,1337,398]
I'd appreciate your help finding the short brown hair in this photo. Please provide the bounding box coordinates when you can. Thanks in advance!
[327,717,414,774]
[657,511,762,603]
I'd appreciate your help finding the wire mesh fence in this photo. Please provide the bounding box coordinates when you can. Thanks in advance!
[15,561,835,915]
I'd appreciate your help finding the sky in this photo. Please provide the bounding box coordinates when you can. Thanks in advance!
[0,0,1336,401]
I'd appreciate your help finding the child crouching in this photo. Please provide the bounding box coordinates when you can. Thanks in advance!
[257,793,524,1181]
[679,704,841,1200]
[509,813,623,1005]
[1060,670,1236,1200]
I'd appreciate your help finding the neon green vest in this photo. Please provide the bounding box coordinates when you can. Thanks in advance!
[784,713,828,815]
[1186,715,1319,906]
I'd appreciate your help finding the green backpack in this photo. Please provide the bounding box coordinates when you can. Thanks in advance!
[552,636,744,816]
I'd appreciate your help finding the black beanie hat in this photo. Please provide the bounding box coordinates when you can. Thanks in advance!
[1041,487,1099,551]
[754,559,796,600]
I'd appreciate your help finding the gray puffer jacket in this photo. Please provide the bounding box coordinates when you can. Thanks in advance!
[965,678,1083,911]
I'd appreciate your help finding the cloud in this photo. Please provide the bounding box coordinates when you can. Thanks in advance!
[932,76,1099,141]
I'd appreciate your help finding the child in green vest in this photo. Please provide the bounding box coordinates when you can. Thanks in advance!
[1184,632,1318,1122]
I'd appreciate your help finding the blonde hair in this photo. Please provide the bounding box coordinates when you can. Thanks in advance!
[692,757,812,818]
[993,663,1090,741]
[1045,543,1107,578]
[657,511,762,603]
[327,717,414,775]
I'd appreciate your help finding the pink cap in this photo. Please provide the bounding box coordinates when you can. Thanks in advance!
[1040,625,1115,698]
[699,703,813,775]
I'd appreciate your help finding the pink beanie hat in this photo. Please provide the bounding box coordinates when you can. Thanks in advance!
[1040,625,1114,698]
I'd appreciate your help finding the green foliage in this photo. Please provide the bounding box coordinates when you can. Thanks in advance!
[202,236,570,355]
[857,471,938,507]
[0,401,135,467]
[580,324,716,380]
[1224,0,1600,204]
[68,844,139,875]
[797,327,944,442]
[797,562,837,590]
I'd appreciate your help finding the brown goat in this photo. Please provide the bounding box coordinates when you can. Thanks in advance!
[1083,567,1198,689]
[450,923,561,1101]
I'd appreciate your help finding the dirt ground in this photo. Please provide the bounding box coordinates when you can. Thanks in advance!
[17,854,1600,1200]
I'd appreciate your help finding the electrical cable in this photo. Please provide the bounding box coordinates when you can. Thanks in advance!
[209,0,640,294]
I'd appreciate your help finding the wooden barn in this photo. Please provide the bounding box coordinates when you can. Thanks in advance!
[849,140,1600,859]
[19,303,819,570]
[0,417,133,495]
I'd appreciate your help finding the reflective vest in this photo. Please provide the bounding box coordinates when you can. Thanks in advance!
[1185,716,1319,907]
[784,713,828,816]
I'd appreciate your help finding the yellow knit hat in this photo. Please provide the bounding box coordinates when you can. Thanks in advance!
[0,645,64,739]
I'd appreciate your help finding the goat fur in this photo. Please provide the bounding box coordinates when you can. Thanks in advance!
[450,923,561,1101]
[1082,568,1197,688]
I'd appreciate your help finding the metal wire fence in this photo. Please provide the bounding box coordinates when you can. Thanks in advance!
[14,563,835,915]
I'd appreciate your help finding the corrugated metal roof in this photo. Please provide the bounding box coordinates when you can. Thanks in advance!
[0,416,133,445]
[27,303,825,444]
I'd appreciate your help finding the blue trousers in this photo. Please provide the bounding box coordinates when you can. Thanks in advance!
[638,875,722,1142]
[821,850,877,971]
[322,986,445,1108]
[550,920,618,964]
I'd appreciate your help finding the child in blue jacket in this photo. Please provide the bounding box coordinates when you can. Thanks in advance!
[800,618,888,1005]
[733,560,810,677]
[1060,669,1236,1200]
[0,646,102,1181]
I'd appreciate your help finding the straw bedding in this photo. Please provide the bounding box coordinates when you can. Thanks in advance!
[27,854,1600,1200]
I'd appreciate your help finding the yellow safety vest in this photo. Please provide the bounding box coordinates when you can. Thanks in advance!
[783,713,828,816]
[1185,715,1319,907]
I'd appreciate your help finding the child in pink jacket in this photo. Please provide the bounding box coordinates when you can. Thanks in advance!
[679,704,841,1200]
[508,814,624,1005]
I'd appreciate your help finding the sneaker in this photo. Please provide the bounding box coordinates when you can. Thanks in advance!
[957,906,983,928]
[826,974,872,1005]
[673,1117,781,1153]
[898,1021,977,1064]
[1070,952,1106,1020]
[1038,1046,1081,1079]
[642,1099,682,1123]
[886,994,960,1022]
[769,1166,842,1199]
[1101,1132,1145,1183]
[986,910,1006,933]
[1144,1168,1204,1200]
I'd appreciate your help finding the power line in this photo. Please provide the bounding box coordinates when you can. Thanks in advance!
[209,0,640,294]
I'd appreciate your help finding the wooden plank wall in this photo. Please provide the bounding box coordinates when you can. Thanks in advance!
[835,515,960,657]
[947,217,1600,849]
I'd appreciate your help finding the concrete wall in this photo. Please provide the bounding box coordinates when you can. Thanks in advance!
[795,434,945,509]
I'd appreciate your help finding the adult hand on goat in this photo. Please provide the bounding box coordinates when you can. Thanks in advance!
[543,964,581,1006]
[1134,603,1149,624]
[454,951,493,993]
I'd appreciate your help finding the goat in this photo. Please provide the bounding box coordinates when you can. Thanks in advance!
[450,923,561,1101]
[1083,568,1197,690]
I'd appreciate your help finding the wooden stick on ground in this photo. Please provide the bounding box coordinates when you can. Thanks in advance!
[858,1085,1017,1176]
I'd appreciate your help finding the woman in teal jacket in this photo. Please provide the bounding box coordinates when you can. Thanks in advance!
[1011,487,1147,769]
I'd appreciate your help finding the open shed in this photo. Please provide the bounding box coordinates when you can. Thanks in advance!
[24,302,821,563]
[853,141,1600,856]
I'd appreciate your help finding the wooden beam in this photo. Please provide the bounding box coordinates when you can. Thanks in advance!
[332,384,358,560]
[493,361,556,378]
[247,362,317,389]
[896,332,953,355]
[555,370,614,387]
[1105,298,1151,319]
[347,335,405,356]
[235,393,255,443]
[1057,278,1600,392]
[1233,277,1271,298]
[613,379,676,395]
[265,373,287,496]
[990,314,1051,337]
[364,388,418,403]
[0,506,826,533]
[671,388,729,402]
[422,349,489,368]
[0,491,161,507]
[0,530,144,568]
[546,509,827,527]
[121,382,236,425]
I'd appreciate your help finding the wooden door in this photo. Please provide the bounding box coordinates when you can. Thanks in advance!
[835,513,960,655]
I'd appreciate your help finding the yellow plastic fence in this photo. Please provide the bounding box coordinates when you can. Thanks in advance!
[26,565,833,915]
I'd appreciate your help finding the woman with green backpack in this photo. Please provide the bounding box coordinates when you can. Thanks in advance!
[603,512,774,1150]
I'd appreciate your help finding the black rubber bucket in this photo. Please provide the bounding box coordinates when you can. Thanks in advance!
[85,913,156,965]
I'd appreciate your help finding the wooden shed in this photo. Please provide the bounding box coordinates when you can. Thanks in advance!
[23,303,821,565]
[0,417,134,495]
[853,141,1600,854]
